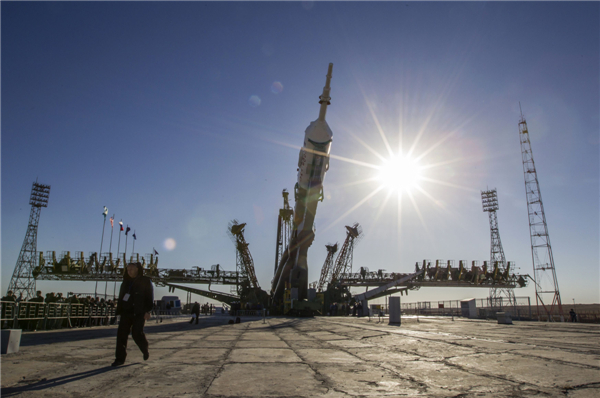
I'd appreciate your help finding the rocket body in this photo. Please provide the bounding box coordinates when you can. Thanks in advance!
[272,63,333,302]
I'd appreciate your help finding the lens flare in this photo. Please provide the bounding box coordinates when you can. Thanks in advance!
[271,81,283,94]
[163,238,176,251]
[248,95,261,107]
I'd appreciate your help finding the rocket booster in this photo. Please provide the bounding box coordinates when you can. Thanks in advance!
[272,63,334,301]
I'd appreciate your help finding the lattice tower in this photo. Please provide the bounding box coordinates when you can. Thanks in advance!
[228,220,260,291]
[274,189,294,273]
[518,107,563,320]
[330,223,363,283]
[8,181,51,299]
[316,243,338,292]
[481,188,515,308]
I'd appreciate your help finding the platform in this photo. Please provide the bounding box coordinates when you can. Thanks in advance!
[1,315,599,397]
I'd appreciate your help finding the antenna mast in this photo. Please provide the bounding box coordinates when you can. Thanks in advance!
[518,107,563,321]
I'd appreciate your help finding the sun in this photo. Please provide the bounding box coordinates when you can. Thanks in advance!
[376,154,423,194]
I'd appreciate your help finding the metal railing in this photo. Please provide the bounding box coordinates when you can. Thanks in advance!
[1,301,116,330]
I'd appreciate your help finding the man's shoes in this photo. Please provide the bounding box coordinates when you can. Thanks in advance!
[111,360,124,367]
[143,352,149,361]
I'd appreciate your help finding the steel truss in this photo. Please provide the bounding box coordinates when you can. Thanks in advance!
[228,220,260,292]
[8,181,51,299]
[330,223,362,283]
[481,188,516,308]
[316,243,338,292]
[518,108,563,320]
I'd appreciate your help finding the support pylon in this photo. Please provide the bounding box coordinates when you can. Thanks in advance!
[8,181,51,299]
[330,223,362,283]
[316,243,338,292]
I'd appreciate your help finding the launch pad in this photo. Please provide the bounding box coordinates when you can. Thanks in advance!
[2,315,598,397]
[19,63,529,315]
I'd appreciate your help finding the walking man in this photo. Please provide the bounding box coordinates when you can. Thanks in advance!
[112,262,154,366]
[190,301,200,324]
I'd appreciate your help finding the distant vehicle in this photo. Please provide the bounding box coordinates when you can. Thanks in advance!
[154,296,181,314]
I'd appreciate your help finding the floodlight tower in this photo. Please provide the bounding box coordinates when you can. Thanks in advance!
[481,188,515,307]
[8,181,51,299]
[518,106,563,321]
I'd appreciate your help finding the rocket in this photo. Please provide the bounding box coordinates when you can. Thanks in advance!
[272,63,334,301]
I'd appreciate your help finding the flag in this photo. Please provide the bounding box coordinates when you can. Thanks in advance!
[133,231,136,240]
[125,226,131,235]
[119,220,124,231]
[102,206,108,218]
[110,216,114,228]
[154,248,159,256]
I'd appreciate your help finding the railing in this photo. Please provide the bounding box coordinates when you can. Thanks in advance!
[1,301,116,330]
[361,297,535,320]
[234,310,264,317]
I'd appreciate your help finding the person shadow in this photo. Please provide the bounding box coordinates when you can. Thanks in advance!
[1,364,134,396]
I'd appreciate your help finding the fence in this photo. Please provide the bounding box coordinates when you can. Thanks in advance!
[233,310,265,317]
[361,297,535,320]
[1,301,116,330]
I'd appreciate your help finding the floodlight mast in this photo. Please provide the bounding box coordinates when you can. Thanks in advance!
[8,181,51,299]
[481,188,515,308]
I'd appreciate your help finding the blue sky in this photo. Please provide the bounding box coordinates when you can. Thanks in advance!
[2,2,598,305]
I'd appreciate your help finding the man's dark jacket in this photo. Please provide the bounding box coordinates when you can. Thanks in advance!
[116,262,154,316]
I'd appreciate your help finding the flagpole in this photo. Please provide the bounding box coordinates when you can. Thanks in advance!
[124,225,129,263]
[106,214,115,300]
[117,221,123,258]
[132,230,136,260]
[116,220,123,299]
[109,214,115,253]
[97,208,108,298]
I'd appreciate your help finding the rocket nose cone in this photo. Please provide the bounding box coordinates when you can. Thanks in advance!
[305,120,333,144]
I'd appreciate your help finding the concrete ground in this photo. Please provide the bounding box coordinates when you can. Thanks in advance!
[1,315,599,397]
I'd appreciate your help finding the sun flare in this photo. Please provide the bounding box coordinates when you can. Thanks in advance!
[377,155,423,194]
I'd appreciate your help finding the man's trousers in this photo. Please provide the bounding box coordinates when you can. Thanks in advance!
[115,314,148,361]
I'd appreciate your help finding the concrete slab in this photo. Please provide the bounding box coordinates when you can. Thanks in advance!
[296,349,363,363]
[207,363,327,396]
[160,348,229,363]
[205,334,239,341]
[235,340,289,348]
[346,347,421,362]
[239,332,282,341]
[517,348,600,368]
[228,347,302,363]
[104,364,218,397]
[314,363,423,396]
[449,352,600,388]
[2,316,599,397]
[306,331,349,341]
